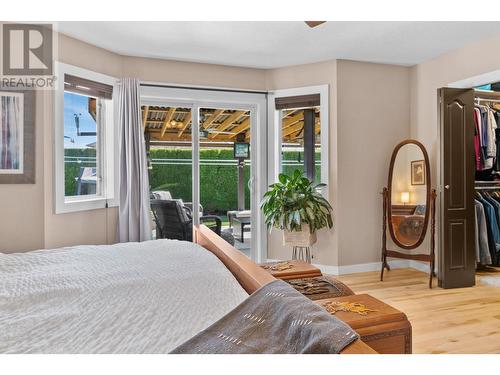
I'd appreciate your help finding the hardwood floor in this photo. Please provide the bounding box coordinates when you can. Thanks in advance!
[335,268,500,354]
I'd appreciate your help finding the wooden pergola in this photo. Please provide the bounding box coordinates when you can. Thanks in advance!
[141,106,320,144]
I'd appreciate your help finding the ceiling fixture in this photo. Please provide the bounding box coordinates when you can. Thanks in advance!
[305,21,326,28]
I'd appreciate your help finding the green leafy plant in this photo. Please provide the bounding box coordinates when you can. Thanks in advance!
[261,170,333,233]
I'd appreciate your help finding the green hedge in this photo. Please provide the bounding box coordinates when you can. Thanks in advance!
[148,148,250,214]
[64,148,320,214]
[64,148,97,196]
[281,149,321,184]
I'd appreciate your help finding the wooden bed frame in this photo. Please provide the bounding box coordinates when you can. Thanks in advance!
[194,224,376,354]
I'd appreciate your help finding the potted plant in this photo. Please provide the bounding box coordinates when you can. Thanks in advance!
[261,170,333,247]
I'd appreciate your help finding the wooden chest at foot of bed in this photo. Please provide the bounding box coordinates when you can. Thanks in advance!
[285,275,355,300]
[258,260,322,280]
[315,294,412,354]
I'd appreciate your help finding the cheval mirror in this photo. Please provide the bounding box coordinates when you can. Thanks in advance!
[381,139,437,288]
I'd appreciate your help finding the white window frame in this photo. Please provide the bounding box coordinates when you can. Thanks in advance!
[54,62,118,214]
[267,84,329,198]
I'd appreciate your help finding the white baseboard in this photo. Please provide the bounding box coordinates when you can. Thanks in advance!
[314,259,431,276]
[265,258,430,276]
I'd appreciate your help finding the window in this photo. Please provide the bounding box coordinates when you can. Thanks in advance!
[269,85,329,197]
[63,91,101,197]
[54,63,117,213]
[280,107,321,184]
[268,85,330,199]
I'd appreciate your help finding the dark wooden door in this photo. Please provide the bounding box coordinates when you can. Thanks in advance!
[439,88,476,288]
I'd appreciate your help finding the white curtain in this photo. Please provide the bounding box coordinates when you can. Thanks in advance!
[117,78,152,242]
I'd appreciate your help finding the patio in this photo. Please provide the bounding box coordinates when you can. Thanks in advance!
[142,105,318,256]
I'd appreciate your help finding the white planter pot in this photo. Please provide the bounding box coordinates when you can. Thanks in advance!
[283,224,317,247]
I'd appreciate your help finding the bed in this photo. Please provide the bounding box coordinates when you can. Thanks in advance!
[0,225,374,354]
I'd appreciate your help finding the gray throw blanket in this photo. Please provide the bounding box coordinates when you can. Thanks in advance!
[171,280,359,354]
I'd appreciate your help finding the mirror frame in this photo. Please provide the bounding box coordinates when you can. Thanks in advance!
[387,139,431,250]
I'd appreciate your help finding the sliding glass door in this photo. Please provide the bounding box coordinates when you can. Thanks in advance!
[199,107,252,257]
[140,86,267,262]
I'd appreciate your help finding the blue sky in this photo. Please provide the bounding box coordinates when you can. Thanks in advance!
[64,92,97,149]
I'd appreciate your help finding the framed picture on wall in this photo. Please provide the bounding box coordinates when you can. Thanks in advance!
[0,87,36,184]
[411,160,425,185]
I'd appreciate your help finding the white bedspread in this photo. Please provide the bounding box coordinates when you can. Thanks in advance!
[0,239,248,353]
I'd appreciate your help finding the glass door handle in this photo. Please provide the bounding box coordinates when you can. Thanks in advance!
[444,185,450,190]
[248,177,254,191]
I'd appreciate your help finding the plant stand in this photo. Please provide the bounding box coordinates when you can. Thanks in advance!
[292,246,312,263]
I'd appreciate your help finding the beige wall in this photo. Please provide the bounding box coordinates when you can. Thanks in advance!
[264,60,411,267]
[336,60,411,266]
[122,56,266,90]
[265,61,339,266]
[0,90,45,252]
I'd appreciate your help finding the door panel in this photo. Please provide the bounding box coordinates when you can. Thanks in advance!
[439,88,475,288]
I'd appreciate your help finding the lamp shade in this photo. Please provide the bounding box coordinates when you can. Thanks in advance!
[401,192,410,204]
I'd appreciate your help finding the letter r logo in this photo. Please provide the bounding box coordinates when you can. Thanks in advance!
[2,24,53,76]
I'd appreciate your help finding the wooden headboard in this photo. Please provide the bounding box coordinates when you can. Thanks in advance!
[193,224,274,294]
[194,225,376,354]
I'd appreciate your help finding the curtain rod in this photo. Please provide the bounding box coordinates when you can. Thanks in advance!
[140,83,267,95]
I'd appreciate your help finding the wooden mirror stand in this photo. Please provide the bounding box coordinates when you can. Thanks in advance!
[381,187,437,288]
[381,139,437,288]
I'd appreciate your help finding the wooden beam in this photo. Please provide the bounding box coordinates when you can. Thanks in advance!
[282,112,303,129]
[178,112,193,138]
[151,130,232,143]
[226,118,250,139]
[160,107,176,138]
[150,131,193,142]
[203,109,225,129]
[282,121,304,138]
[142,106,149,130]
[285,119,320,141]
[145,109,191,114]
[209,111,245,139]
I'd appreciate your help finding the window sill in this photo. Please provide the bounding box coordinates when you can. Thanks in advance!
[55,196,118,214]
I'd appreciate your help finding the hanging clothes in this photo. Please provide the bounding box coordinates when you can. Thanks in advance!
[474,108,482,171]
[475,105,499,179]
[475,199,492,265]
[495,126,500,171]
[486,109,498,163]
[475,195,500,264]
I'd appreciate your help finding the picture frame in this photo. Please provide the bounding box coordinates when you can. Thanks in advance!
[411,159,425,186]
[0,87,36,184]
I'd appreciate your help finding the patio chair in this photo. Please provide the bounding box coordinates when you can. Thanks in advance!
[75,167,97,195]
[151,190,204,217]
[151,199,221,242]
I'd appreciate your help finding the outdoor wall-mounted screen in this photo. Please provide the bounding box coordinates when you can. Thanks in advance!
[234,142,250,159]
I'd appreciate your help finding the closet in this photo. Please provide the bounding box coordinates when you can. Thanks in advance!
[439,88,500,288]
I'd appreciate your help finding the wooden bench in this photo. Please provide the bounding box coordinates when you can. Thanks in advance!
[259,258,412,353]
[316,294,412,354]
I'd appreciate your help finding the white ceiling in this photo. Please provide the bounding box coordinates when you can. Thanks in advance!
[57,21,500,69]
